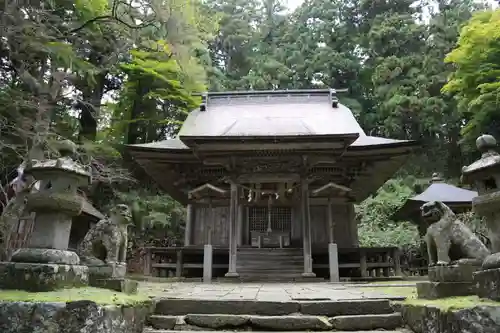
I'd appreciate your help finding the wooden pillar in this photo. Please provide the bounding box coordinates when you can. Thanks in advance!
[237,204,244,246]
[301,178,315,277]
[176,249,183,278]
[225,182,239,277]
[327,197,335,243]
[207,200,213,245]
[143,247,152,276]
[184,204,194,246]
[327,197,339,282]
[347,203,359,246]
[393,248,402,276]
[360,248,368,278]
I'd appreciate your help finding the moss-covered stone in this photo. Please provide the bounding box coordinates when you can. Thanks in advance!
[474,268,500,301]
[0,262,88,291]
[0,299,154,333]
[400,303,500,333]
[0,287,150,304]
[10,248,80,265]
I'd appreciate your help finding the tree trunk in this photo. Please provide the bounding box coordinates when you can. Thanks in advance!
[78,73,106,141]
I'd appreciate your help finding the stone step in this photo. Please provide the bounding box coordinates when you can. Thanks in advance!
[237,258,304,263]
[147,313,403,331]
[238,255,304,260]
[148,314,331,331]
[237,267,303,273]
[330,313,403,331]
[143,327,413,333]
[216,276,326,283]
[237,264,303,269]
[154,299,394,316]
[238,248,303,251]
[238,251,302,255]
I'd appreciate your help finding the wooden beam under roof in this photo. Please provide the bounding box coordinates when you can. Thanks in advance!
[236,173,300,183]
[130,150,410,164]
[311,182,352,197]
[190,195,352,206]
[188,183,228,200]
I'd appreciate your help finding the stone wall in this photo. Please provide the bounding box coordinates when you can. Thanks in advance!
[396,303,500,333]
[0,300,154,333]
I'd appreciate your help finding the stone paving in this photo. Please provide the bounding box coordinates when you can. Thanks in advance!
[138,282,414,301]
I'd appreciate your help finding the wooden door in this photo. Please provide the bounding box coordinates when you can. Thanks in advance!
[248,206,292,247]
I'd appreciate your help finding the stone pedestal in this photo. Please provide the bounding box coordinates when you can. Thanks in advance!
[203,244,213,283]
[91,278,138,294]
[428,260,480,282]
[0,248,88,291]
[417,261,481,299]
[0,141,93,292]
[417,281,475,299]
[87,262,137,294]
[27,212,73,250]
[328,243,340,282]
[473,268,500,301]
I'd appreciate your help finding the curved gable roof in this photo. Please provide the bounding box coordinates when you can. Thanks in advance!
[178,92,367,137]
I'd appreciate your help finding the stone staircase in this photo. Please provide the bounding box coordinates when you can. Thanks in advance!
[235,248,307,281]
[143,298,410,332]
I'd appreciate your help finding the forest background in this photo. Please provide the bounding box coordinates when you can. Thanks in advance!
[1,0,500,261]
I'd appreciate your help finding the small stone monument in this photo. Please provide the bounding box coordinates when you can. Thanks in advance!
[416,201,490,299]
[462,134,500,300]
[0,140,90,291]
[77,204,138,294]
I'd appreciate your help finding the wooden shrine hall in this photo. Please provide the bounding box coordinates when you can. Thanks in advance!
[126,89,419,281]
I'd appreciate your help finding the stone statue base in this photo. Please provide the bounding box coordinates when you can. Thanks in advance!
[428,259,481,282]
[473,268,500,301]
[0,262,88,292]
[417,281,475,299]
[0,248,89,291]
[417,260,481,299]
[91,278,138,294]
[87,262,127,281]
[86,262,137,294]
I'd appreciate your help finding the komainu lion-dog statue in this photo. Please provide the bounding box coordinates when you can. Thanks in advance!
[421,201,490,266]
[77,204,132,265]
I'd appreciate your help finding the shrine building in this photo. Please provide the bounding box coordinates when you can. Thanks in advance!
[127,89,419,281]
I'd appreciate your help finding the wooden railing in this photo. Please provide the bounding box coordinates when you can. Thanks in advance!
[142,246,403,279]
[312,247,402,279]
[143,246,229,278]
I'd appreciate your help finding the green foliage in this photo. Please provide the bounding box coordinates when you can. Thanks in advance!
[356,179,420,249]
[458,211,489,240]
[114,41,202,144]
[1,0,498,257]
[443,9,500,144]
[114,189,185,250]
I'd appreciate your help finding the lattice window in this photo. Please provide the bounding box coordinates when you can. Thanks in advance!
[249,206,292,232]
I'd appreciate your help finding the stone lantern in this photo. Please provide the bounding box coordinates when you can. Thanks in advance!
[462,134,500,300]
[0,140,90,291]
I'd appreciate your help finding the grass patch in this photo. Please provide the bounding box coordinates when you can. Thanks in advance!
[363,286,418,298]
[363,285,500,310]
[364,280,423,285]
[126,274,184,283]
[0,287,151,305]
[402,295,500,310]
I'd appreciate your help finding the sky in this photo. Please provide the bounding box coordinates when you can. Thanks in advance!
[286,0,303,10]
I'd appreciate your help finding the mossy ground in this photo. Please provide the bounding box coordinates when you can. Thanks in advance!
[404,295,500,310]
[0,287,151,305]
[363,283,500,310]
